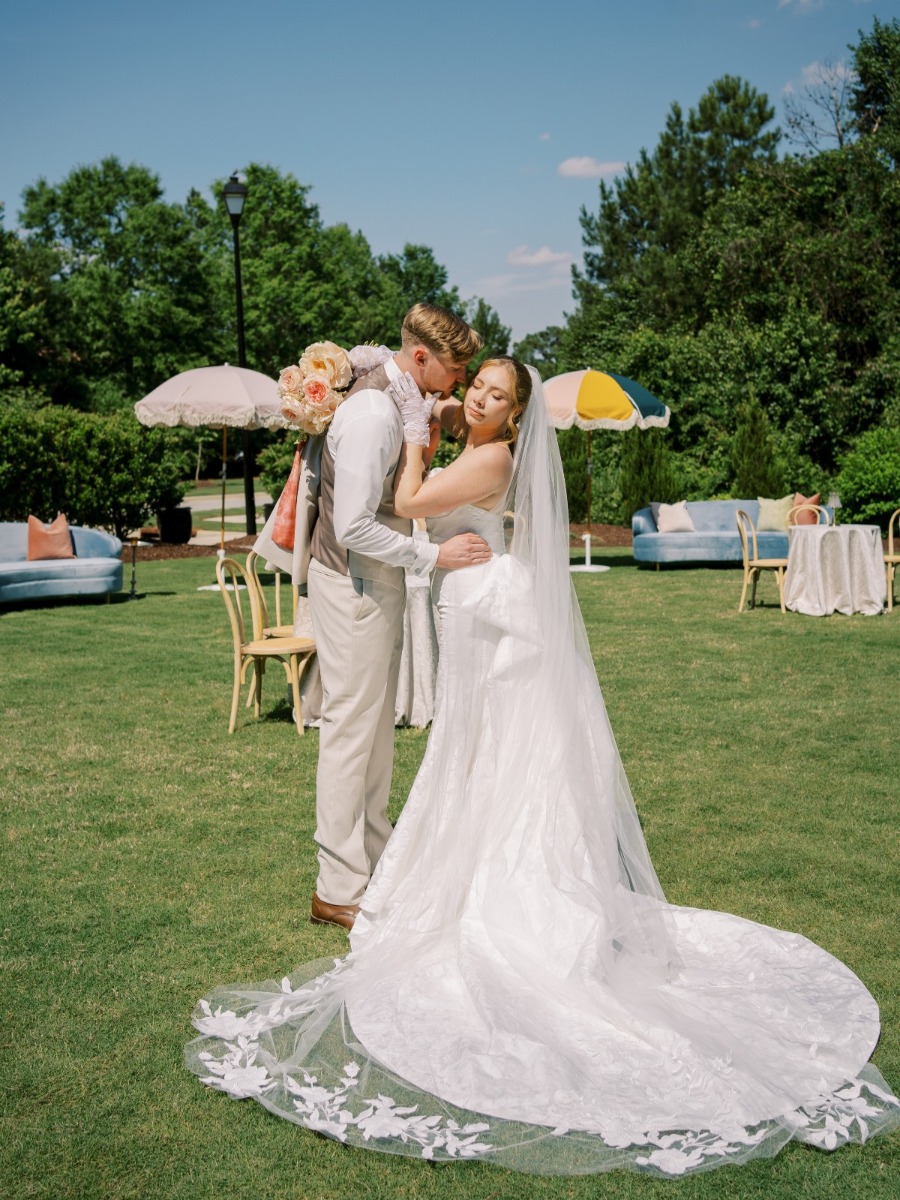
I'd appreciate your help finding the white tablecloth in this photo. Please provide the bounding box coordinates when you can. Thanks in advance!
[784,525,886,616]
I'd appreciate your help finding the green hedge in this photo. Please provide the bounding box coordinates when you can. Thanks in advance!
[0,404,190,538]
[835,425,900,532]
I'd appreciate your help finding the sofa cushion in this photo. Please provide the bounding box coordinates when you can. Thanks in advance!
[757,495,794,531]
[652,500,696,533]
[632,530,789,563]
[792,492,821,525]
[684,499,759,531]
[27,513,75,560]
[0,557,122,585]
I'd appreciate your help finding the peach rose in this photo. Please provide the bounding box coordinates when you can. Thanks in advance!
[278,364,304,394]
[299,341,352,390]
[302,372,334,407]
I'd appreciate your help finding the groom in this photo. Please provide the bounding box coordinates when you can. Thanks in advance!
[307,303,488,930]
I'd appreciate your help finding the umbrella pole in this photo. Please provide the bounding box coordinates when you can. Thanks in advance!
[586,430,592,545]
[220,427,228,554]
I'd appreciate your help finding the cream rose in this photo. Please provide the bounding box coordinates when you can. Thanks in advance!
[299,341,352,390]
[280,395,305,423]
[278,365,304,394]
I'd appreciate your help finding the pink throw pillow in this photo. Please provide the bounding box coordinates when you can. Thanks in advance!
[27,513,75,560]
[792,493,821,525]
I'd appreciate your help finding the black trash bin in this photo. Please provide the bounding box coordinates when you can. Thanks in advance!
[157,506,193,544]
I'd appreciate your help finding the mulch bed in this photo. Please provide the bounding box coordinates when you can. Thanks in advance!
[569,523,633,548]
[125,525,633,562]
[121,533,258,562]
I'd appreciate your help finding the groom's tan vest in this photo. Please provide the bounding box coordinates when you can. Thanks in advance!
[310,363,411,587]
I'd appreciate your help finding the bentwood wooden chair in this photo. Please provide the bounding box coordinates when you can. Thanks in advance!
[787,504,832,527]
[216,556,315,735]
[886,508,900,613]
[736,509,788,613]
[243,550,307,711]
[245,550,298,638]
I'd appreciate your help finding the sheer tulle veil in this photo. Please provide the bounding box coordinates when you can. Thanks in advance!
[185,365,900,1177]
[499,368,676,971]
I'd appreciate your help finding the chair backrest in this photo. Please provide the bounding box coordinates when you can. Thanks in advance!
[888,508,900,556]
[735,509,758,566]
[788,504,831,527]
[245,550,298,632]
[216,556,256,650]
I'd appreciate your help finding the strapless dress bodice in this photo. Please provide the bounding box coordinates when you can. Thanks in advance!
[426,504,506,557]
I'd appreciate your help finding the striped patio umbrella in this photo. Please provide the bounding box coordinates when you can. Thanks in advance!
[544,370,670,431]
[543,370,671,573]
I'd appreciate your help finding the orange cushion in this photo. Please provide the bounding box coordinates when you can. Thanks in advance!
[27,513,75,560]
[792,493,821,525]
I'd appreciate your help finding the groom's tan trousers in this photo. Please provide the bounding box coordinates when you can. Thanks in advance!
[307,557,406,905]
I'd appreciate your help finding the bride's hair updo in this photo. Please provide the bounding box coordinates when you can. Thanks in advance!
[457,355,532,445]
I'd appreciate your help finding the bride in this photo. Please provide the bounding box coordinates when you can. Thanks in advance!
[186,360,899,1177]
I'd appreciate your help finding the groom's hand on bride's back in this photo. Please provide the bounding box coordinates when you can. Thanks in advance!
[436,533,492,570]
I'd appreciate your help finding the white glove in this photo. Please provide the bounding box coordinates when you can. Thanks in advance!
[348,344,393,377]
[387,370,433,446]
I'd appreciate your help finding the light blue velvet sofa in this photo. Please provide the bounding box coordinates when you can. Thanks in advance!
[632,500,794,566]
[0,522,123,604]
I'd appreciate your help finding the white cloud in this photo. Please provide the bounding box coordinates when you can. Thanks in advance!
[507,244,571,268]
[538,132,550,141]
[778,0,825,12]
[475,271,571,298]
[801,59,854,86]
[743,18,762,29]
[558,156,624,179]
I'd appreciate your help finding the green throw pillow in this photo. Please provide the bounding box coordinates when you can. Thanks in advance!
[757,494,794,531]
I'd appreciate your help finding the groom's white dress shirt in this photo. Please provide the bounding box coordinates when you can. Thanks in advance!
[328,355,439,579]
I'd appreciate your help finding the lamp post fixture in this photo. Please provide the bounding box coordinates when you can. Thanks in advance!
[223,172,256,537]
[128,532,140,600]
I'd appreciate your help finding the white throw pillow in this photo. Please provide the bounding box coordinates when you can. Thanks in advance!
[654,501,696,533]
[757,494,794,531]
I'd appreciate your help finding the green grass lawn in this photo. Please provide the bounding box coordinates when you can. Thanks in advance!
[183,480,257,499]
[1,554,897,1199]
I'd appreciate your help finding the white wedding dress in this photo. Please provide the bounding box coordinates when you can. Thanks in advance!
[186,373,899,1177]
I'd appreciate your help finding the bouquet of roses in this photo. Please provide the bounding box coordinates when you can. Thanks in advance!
[277,341,354,438]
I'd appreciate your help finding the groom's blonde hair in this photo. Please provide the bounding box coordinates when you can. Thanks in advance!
[401,303,483,364]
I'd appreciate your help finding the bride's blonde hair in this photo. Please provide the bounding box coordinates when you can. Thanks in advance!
[454,356,532,445]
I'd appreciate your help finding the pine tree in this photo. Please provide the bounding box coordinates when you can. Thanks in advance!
[730,391,784,497]
[618,429,679,521]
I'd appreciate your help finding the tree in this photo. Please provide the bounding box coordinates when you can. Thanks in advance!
[577,76,779,325]
[196,163,357,376]
[513,325,563,379]
[784,59,856,153]
[730,391,785,498]
[560,32,900,504]
[0,211,51,391]
[19,158,219,405]
[835,425,900,531]
[461,297,510,367]
[850,16,900,163]
[618,429,680,521]
[0,403,189,537]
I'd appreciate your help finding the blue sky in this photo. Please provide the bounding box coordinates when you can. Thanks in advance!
[2,0,897,341]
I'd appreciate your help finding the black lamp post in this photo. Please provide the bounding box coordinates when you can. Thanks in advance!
[223,172,256,537]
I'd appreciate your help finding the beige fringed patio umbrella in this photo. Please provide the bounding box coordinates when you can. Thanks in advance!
[134,364,287,551]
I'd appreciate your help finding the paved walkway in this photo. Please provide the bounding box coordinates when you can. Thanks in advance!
[185,490,272,545]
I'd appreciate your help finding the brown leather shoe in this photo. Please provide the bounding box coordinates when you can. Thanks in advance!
[311,892,360,931]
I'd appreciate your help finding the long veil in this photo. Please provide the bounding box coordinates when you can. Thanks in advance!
[185,367,900,1177]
